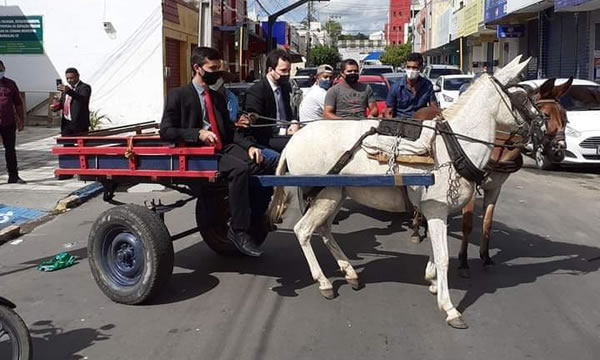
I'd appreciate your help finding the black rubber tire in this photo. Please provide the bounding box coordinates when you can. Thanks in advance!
[0,305,32,360]
[88,204,174,305]
[195,188,267,256]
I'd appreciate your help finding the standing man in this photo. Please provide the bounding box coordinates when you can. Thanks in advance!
[385,53,438,119]
[323,59,378,119]
[160,46,269,257]
[299,64,334,122]
[0,60,26,184]
[243,49,295,153]
[57,67,91,135]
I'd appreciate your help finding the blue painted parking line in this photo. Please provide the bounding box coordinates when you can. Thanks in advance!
[0,204,47,231]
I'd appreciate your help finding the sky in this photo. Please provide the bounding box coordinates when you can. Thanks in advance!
[250,0,390,34]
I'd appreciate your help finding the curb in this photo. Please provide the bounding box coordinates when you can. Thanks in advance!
[55,182,104,213]
[0,182,104,245]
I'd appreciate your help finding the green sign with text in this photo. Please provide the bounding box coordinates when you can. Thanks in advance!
[0,16,43,54]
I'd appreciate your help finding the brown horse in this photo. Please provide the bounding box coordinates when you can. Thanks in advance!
[410,78,571,278]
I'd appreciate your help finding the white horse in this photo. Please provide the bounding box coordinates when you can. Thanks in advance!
[268,56,532,329]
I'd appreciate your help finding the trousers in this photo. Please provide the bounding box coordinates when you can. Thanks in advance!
[0,124,18,177]
[218,144,278,232]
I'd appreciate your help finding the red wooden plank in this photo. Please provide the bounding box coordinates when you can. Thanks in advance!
[53,146,217,156]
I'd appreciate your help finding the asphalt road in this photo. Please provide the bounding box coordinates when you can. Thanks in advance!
[1,161,600,360]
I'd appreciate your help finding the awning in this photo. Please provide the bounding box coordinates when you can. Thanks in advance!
[363,52,383,61]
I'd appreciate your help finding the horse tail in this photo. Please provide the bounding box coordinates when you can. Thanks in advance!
[268,149,292,224]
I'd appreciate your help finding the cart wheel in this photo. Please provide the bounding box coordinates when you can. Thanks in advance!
[88,204,174,305]
[196,188,268,256]
[0,304,32,360]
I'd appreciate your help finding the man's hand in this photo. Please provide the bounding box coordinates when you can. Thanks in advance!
[16,119,24,132]
[57,84,69,93]
[235,114,251,128]
[287,123,300,135]
[199,129,218,146]
[248,146,263,164]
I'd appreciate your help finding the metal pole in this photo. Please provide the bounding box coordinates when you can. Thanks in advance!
[459,37,463,72]
[307,1,312,62]
[239,25,244,82]
[199,0,213,47]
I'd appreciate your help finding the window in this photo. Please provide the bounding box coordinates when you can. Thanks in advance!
[393,11,397,17]
[399,11,402,17]
[393,26,397,30]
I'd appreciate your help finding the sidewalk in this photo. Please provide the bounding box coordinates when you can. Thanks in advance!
[0,126,101,241]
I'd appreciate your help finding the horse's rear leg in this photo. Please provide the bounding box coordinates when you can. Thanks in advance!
[481,188,501,268]
[458,195,476,279]
[294,187,344,299]
[410,210,424,244]
[317,209,361,290]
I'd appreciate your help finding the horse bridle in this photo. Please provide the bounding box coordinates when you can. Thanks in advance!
[535,98,567,147]
[488,75,548,148]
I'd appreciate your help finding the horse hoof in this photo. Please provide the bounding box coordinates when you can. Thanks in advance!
[320,288,335,300]
[458,268,471,279]
[410,235,422,244]
[447,316,469,329]
[428,285,438,295]
[346,278,362,291]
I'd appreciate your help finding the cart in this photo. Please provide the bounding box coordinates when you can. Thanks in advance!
[53,122,435,304]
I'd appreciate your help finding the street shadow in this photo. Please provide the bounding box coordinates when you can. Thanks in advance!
[0,320,114,360]
[443,212,600,312]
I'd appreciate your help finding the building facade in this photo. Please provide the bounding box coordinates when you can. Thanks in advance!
[387,0,412,44]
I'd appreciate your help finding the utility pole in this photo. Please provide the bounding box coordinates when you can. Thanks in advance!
[307,1,312,64]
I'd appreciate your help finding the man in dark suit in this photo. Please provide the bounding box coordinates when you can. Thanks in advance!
[242,49,296,154]
[160,47,269,257]
[57,67,91,136]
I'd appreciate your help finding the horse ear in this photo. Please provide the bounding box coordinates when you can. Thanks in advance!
[552,77,573,98]
[539,78,556,99]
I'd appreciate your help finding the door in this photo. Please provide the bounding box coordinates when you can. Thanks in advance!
[165,37,182,90]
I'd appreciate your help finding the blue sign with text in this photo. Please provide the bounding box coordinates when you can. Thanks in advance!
[497,24,525,38]
[555,0,591,10]
[484,0,507,23]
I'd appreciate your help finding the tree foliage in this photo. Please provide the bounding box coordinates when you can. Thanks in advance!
[323,20,342,40]
[380,43,413,68]
[309,45,341,67]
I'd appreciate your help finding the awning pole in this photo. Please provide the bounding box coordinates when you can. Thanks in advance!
[459,37,463,72]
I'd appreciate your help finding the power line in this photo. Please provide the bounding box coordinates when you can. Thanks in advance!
[255,0,271,15]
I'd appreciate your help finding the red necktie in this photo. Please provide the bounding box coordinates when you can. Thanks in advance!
[202,90,222,149]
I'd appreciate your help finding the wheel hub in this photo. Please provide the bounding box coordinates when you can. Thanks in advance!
[102,229,144,287]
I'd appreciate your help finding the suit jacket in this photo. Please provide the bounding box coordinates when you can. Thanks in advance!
[243,77,293,146]
[60,81,91,135]
[159,83,254,150]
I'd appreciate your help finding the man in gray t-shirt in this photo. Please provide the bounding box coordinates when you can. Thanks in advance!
[324,59,378,119]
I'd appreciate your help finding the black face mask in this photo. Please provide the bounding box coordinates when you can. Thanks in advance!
[345,74,359,85]
[277,74,290,85]
[202,70,223,86]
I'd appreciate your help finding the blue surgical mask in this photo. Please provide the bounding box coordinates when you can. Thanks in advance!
[319,79,331,90]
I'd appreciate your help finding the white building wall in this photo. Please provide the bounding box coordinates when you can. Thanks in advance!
[0,0,164,125]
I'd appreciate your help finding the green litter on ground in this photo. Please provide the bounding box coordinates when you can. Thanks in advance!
[37,252,77,272]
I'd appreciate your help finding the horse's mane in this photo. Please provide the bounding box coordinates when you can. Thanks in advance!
[441,73,491,120]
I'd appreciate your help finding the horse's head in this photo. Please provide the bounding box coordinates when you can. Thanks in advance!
[528,78,572,162]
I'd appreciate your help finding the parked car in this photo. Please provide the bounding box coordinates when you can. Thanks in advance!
[333,75,391,116]
[382,72,405,87]
[360,65,394,76]
[433,75,474,109]
[520,78,600,169]
[225,81,255,111]
[423,64,463,83]
[292,67,318,94]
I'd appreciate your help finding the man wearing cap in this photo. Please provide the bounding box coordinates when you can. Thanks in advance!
[299,64,334,122]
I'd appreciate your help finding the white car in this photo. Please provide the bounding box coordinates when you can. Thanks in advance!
[423,64,463,83]
[433,75,474,109]
[520,79,600,169]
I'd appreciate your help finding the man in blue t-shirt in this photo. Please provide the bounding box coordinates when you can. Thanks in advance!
[385,53,438,119]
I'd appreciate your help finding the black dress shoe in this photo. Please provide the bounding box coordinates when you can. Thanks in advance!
[7,176,26,184]
[227,228,263,257]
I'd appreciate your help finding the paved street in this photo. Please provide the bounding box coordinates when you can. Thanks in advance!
[1,161,600,360]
